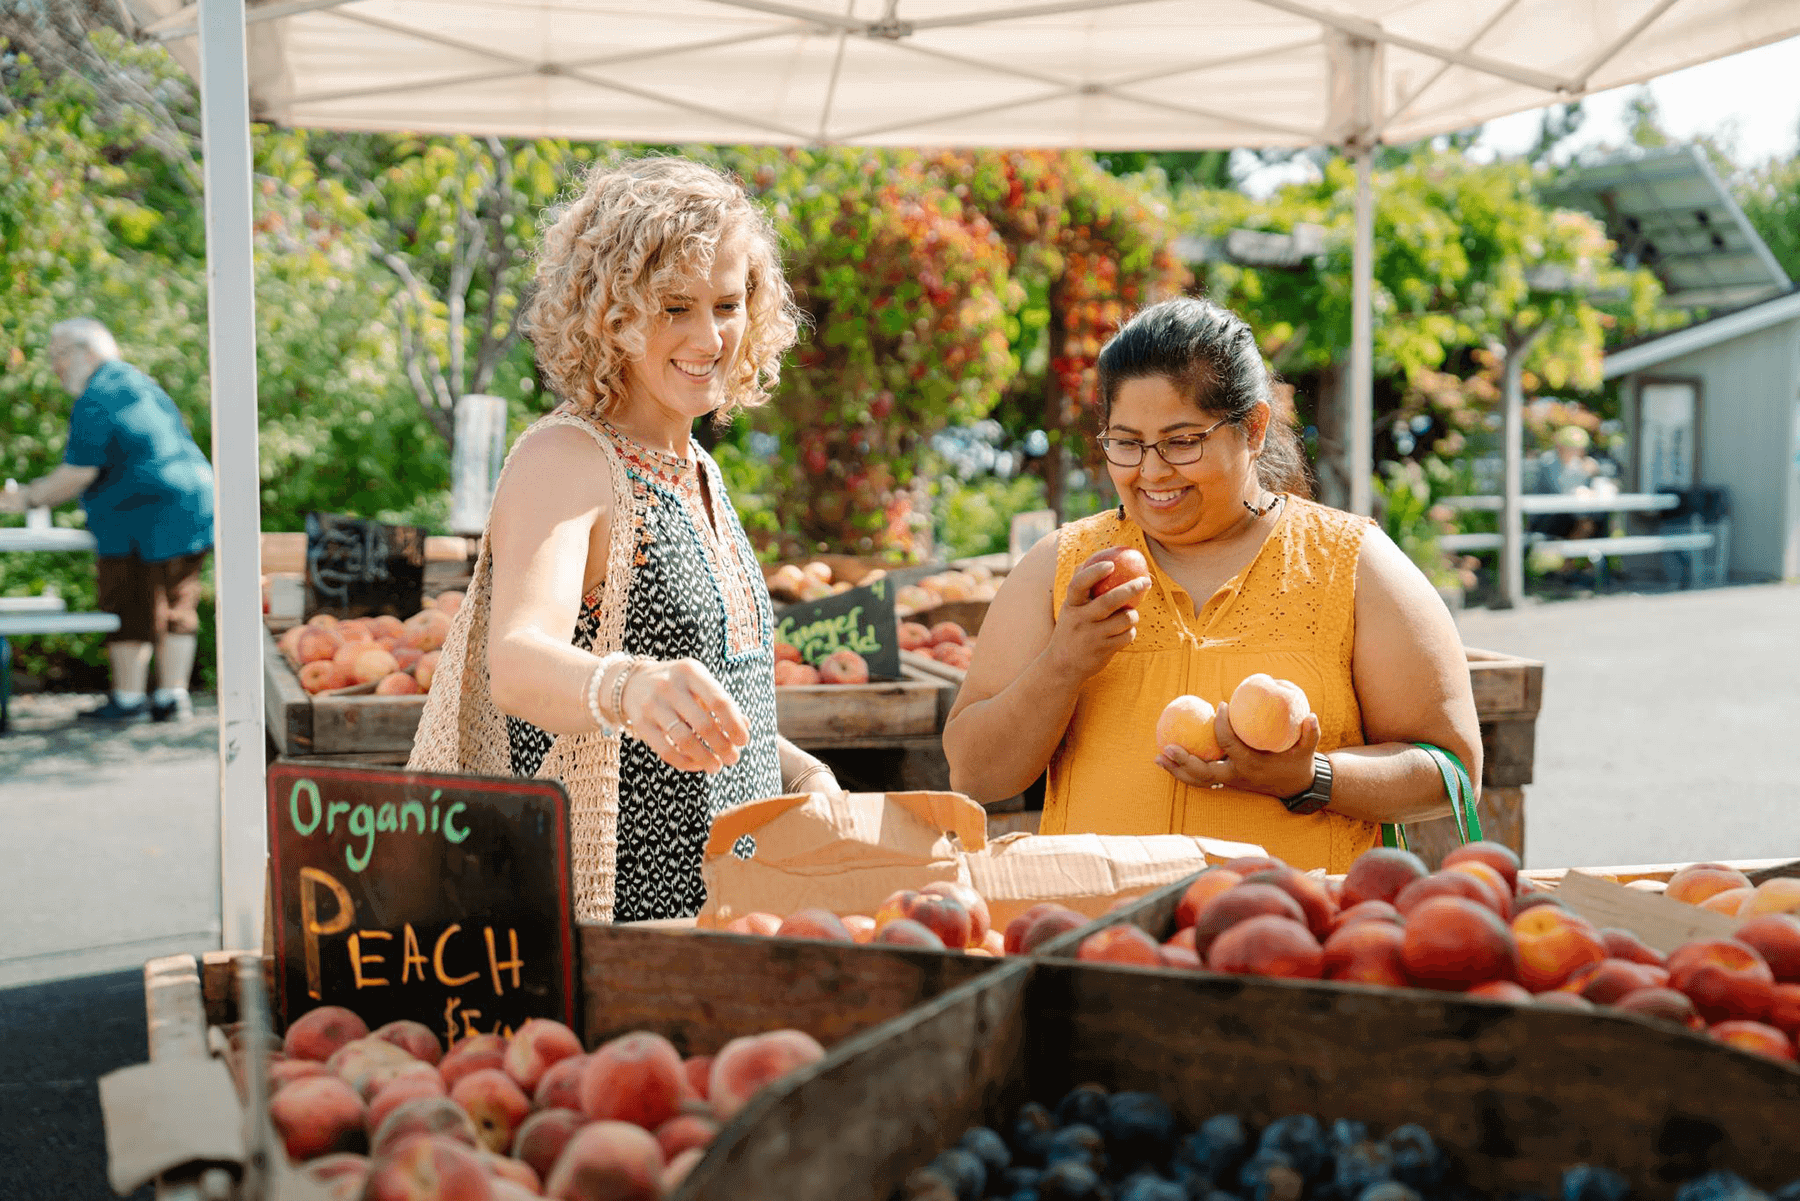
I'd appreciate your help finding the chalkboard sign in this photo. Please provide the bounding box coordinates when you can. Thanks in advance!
[266,764,578,1045]
[774,577,901,680]
[304,512,426,619]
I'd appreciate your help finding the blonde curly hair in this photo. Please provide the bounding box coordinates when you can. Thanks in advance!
[523,156,800,420]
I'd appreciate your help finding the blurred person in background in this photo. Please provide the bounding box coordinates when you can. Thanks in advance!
[0,318,214,722]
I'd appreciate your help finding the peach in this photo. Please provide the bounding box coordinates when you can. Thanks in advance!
[1740,879,1800,919]
[773,640,803,664]
[350,646,401,685]
[723,912,783,936]
[1700,887,1752,916]
[1764,983,1800,1039]
[480,1151,541,1194]
[1669,940,1776,1023]
[1533,991,1596,1012]
[1441,842,1522,894]
[1081,546,1151,603]
[896,622,932,651]
[1665,864,1754,906]
[579,1031,687,1130]
[654,1112,718,1160]
[1227,674,1310,753]
[775,908,855,942]
[929,643,974,669]
[1395,870,1507,920]
[435,591,464,616]
[1156,695,1224,761]
[661,1147,705,1196]
[1511,905,1608,993]
[920,881,992,944]
[513,1108,585,1183]
[1222,854,1288,876]
[1342,848,1430,908]
[336,620,374,643]
[1600,927,1667,967]
[299,660,354,694]
[1192,883,1308,959]
[1209,914,1324,979]
[361,1134,492,1201]
[1444,861,1514,919]
[928,621,969,646]
[1465,980,1534,1003]
[1241,867,1337,940]
[1401,896,1519,990]
[366,1071,447,1135]
[1160,944,1203,969]
[1016,906,1089,954]
[451,1068,532,1154]
[1613,986,1703,1031]
[1322,920,1410,987]
[1709,1020,1796,1062]
[369,1095,481,1157]
[1004,903,1061,954]
[842,914,877,944]
[873,889,972,949]
[332,640,366,671]
[296,626,342,664]
[1330,900,1404,935]
[534,1054,589,1112]
[304,1152,371,1201]
[1566,959,1668,1006]
[270,1074,367,1161]
[369,613,407,641]
[707,1029,825,1124]
[440,1034,509,1091]
[414,649,441,691]
[1076,925,1165,967]
[1512,892,1572,915]
[372,1019,443,1066]
[307,613,341,627]
[502,1017,584,1094]
[773,660,818,686]
[1735,915,1800,983]
[270,1058,334,1092]
[404,609,452,652]
[278,625,307,663]
[817,648,870,685]
[1174,870,1245,930]
[285,1005,370,1063]
[544,1121,664,1201]
[873,918,947,950]
[682,1055,713,1101]
[374,671,421,695]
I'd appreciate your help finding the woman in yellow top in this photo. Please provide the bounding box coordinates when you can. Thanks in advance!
[943,297,1481,872]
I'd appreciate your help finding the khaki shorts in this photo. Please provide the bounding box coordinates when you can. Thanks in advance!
[95,550,209,643]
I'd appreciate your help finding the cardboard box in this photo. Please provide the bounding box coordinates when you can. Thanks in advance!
[697,790,1264,930]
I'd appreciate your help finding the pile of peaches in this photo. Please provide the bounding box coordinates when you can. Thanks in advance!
[893,564,1002,617]
[257,1002,824,1199]
[899,618,974,670]
[771,643,870,687]
[764,560,865,604]
[717,881,1091,958]
[1073,843,1800,1065]
[275,591,462,697]
[1656,862,1800,921]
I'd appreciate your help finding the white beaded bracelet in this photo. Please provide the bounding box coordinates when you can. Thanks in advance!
[585,651,631,737]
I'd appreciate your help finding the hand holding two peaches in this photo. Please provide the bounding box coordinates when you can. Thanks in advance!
[1155,675,1320,800]
[1045,547,1153,683]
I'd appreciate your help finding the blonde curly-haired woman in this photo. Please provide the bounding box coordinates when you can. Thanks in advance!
[409,157,838,922]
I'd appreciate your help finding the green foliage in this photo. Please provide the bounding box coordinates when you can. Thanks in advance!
[930,473,1049,561]
[1738,155,1800,282]
[1371,458,1466,591]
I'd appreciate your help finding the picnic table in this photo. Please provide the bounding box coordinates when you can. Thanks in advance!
[1438,491,1725,590]
[0,522,121,732]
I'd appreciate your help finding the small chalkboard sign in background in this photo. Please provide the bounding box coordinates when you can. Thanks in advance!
[266,764,578,1045]
[774,577,901,680]
[304,511,426,619]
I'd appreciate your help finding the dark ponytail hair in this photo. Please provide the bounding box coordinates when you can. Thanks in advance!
[1096,296,1309,497]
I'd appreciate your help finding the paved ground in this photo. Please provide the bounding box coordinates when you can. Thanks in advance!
[1454,581,1800,869]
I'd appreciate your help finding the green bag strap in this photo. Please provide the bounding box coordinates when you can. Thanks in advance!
[1415,742,1481,845]
[1380,822,1408,850]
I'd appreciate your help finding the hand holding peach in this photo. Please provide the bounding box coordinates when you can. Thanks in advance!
[1227,674,1311,753]
[1154,696,1320,800]
[1043,551,1153,684]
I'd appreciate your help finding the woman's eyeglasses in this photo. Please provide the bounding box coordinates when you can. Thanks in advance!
[1097,416,1232,468]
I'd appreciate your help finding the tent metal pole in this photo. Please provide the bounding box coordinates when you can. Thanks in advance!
[198,0,268,951]
[1349,144,1374,517]
[1498,324,1549,609]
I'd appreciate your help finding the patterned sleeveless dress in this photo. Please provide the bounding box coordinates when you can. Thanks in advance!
[505,420,781,921]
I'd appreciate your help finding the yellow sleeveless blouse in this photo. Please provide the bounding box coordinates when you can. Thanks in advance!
[1040,497,1380,873]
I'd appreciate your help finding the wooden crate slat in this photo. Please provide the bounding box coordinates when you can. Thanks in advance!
[261,627,313,755]
[308,692,427,755]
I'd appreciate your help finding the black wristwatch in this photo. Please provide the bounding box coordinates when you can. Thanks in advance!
[1281,753,1333,815]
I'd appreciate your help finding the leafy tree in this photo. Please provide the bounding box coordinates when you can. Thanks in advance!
[1738,154,1800,282]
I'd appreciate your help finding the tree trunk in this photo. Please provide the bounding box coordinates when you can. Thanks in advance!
[1044,294,1067,522]
[1313,361,1351,510]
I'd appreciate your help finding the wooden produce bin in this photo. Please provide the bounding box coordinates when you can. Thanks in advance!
[778,665,959,794]
[262,625,423,764]
[683,953,1800,1201]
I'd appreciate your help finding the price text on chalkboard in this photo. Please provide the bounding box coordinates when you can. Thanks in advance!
[774,577,900,680]
[267,764,578,1045]
[304,512,426,619]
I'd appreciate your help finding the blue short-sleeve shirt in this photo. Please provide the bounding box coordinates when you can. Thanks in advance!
[63,360,215,562]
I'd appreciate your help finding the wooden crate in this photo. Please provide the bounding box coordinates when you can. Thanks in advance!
[262,626,426,759]
[775,664,952,746]
[683,952,1800,1201]
[1409,646,1544,866]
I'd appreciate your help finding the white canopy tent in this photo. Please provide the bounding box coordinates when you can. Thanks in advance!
[121,0,1800,947]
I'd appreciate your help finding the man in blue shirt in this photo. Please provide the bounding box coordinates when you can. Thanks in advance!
[0,319,214,722]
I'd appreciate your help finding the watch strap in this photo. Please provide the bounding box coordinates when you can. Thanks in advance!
[1281,752,1332,815]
